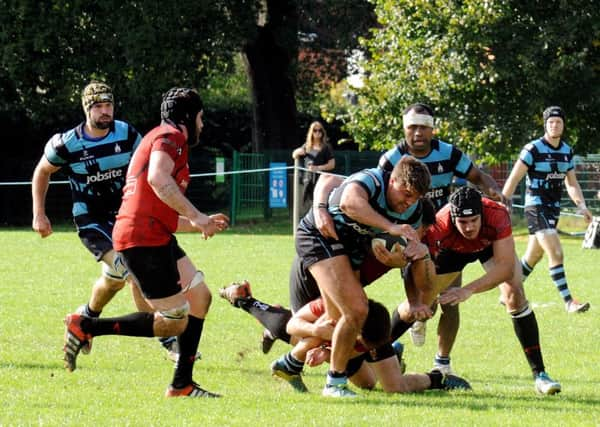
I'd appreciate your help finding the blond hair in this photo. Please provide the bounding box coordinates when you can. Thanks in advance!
[304,121,328,151]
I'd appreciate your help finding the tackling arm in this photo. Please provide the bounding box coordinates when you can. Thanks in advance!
[286,304,334,341]
[312,174,343,239]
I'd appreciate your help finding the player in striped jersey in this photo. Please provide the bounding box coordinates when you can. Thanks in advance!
[503,106,591,313]
[32,82,142,349]
[317,103,507,375]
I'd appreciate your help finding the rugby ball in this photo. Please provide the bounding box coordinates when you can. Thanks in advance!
[371,233,407,253]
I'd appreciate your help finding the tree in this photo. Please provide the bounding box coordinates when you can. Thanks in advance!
[0,0,259,157]
[343,0,600,163]
[241,0,376,151]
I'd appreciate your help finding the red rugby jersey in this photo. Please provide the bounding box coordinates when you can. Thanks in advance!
[425,198,512,256]
[113,122,189,250]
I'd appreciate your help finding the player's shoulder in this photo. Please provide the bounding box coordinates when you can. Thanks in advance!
[482,198,510,221]
[113,120,139,137]
[524,138,542,151]
[434,204,453,230]
[48,124,82,149]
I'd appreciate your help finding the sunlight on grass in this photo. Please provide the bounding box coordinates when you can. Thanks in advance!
[1,226,598,426]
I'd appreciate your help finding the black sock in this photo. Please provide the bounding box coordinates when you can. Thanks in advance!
[172,315,204,388]
[237,297,292,343]
[391,308,414,341]
[511,305,545,377]
[427,370,444,389]
[83,304,101,318]
[281,353,304,375]
[83,312,155,337]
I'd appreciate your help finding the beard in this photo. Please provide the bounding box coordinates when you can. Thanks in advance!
[90,115,113,130]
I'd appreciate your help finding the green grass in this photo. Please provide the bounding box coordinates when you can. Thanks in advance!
[1,222,599,426]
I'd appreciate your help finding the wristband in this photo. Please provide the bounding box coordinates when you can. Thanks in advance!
[317,203,328,209]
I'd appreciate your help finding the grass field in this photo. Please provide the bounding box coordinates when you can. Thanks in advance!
[1,222,599,426]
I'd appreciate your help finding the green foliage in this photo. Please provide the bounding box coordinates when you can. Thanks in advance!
[0,0,260,133]
[1,227,600,425]
[203,54,252,110]
[294,0,376,115]
[342,0,600,162]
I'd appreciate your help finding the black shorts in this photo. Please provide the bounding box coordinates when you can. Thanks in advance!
[434,245,493,274]
[295,223,349,270]
[288,255,321,312]
[525,205,560,234]
[118,236,186,300]
[75,216,115,261]
[345,342,396,376]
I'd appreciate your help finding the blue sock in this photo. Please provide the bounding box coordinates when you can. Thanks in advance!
[326,370,347,387]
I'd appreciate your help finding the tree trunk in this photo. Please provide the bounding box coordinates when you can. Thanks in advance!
[242,0,299,152]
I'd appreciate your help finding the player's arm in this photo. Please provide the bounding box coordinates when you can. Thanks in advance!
[31,157,61,238]
[565,169,592,223]
[312,174,343,239]
[466,166,508,206]
[148,150,228,237]
[286,304,334,340]
[501,159,528,205]
[340,183,419,241]
[438,236,515,305]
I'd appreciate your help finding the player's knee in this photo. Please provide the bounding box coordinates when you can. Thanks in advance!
[502,282,526,311]
[99,276,126,292]
[346,303,368,329]
[158,302,190,335]
[102,252,129,281]
[182,271,212,305]
[548,248,563,262]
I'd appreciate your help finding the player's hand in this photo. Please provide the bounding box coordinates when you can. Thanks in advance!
[314,207,338,240]
[372,242,408,268]
[486,187,508,205]
[407,302,433,321]
[388,223,419,242]
[190,213,224,239]
[306,346,330,367]
[403,241,429,262]
[32,214,53,238]
[313,316,335,340]
[209,213,230,231]
[438,287,473,306]
[579,207,593,224]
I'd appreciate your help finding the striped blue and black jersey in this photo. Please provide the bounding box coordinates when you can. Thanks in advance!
[378,139,473,211]
[327,167,423,251]
[44,120,141,220]
[519,137,574,208]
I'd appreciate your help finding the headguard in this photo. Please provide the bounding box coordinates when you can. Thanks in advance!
[160,87,204,146]
[81,81,114,113]
[543,106,565,127]
[449,187,482,220]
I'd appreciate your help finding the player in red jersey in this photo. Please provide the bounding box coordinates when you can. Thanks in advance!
[390,186,561,395]
[270,297,471,394]
[62,88,229,398]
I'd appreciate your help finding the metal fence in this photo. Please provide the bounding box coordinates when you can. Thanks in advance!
[2,151,599,227]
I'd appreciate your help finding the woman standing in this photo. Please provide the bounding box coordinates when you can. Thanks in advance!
[292,121,335,215]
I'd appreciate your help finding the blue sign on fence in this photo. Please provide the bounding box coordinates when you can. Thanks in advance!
[269,162,287,208]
